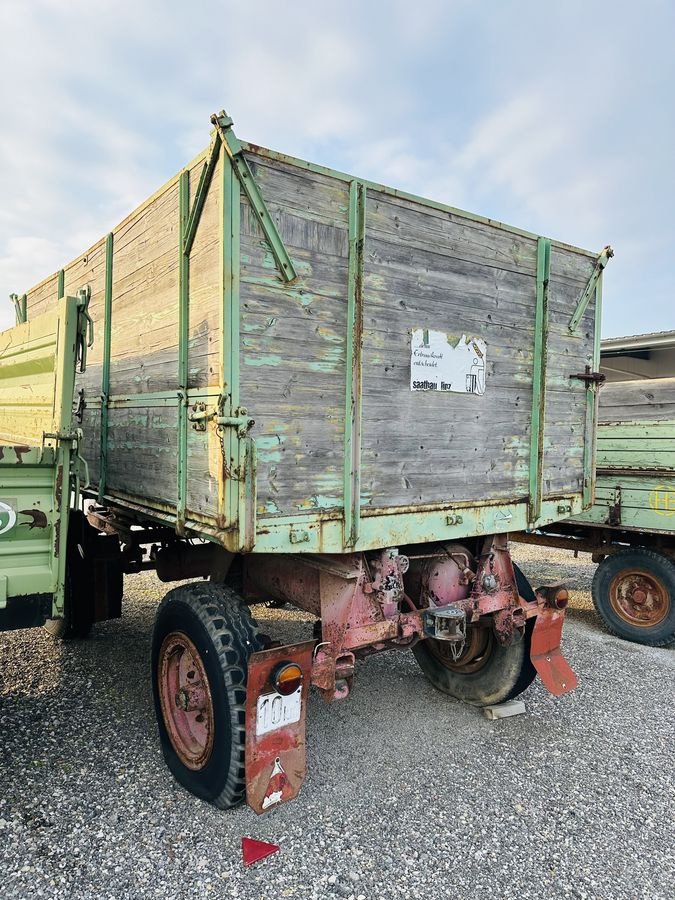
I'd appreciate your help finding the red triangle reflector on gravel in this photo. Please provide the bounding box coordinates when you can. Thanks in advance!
[242,837,280,866]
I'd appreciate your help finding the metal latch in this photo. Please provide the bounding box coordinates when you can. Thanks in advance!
[570,365,606,386]
[187,402,215,431]
[76,286,94,372]
[216,407,255,438]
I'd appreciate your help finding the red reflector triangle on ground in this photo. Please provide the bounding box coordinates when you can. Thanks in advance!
[242,837,280,866]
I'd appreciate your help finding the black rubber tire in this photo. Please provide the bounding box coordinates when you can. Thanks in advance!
[44,511,96,639]
[412,563,537,707]
[592,548,675,646]
[151,582,263,809]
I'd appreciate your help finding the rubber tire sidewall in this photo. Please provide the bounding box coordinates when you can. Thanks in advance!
[151,584,260,807]
[412,563,537,707]
[592,549,675,646]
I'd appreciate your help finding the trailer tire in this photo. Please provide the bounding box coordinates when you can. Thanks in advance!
[592,549,675,646]
[412,564,537,707]
[151,582,263,809]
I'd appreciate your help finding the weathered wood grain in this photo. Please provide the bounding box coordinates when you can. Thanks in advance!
[599,378,675,423]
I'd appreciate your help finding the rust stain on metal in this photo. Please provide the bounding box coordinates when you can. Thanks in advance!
[245,641,315,814]
[13,445,31,464]
[18,509,48,529]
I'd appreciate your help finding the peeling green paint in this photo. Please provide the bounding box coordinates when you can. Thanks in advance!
[244,353,284,367]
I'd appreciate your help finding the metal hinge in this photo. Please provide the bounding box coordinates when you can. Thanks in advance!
[188,399,255,439]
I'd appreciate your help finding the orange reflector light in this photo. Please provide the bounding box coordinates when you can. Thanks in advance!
[274,662,303,696]
[553,589,569,609]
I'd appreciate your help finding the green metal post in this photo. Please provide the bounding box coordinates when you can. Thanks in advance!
[57,269,65,300]
[528,237,551,526]
[343,180,366,546]
[98,233,114,502]
[10,294,28,325]
[582,276,604,508]
[221,151,241,537]
[176,170,190,535]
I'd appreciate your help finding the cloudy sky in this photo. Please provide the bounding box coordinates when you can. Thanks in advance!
[1,0,673,336]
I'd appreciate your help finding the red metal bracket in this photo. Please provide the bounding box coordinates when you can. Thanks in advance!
[245,641,315,814]
[530,607,578,696]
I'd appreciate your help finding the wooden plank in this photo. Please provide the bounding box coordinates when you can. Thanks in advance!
[187,154,222,390]
[239,162,350,517]
[106,405,178,503]
[599,378,675,423]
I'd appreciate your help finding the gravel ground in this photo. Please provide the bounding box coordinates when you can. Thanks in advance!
[1,543,673,900]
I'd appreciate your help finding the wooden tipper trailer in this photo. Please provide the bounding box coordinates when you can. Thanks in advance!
[10,110,610,812]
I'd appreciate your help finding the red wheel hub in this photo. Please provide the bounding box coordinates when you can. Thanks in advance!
[609,569,669,629]
[158,632,215,770]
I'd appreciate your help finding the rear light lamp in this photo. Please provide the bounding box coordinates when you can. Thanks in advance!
[553,588,569,609]
[273,662,303,696]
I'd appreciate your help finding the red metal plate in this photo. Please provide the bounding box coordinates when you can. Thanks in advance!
[530,608,578,696]
[245,641,315,814]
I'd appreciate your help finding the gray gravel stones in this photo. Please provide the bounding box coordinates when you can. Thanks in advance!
[1,545,673,899]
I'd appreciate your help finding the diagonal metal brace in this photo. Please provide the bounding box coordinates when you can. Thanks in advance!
[210,110,297,283]
[183,134,222,257]
[568,245,614,334]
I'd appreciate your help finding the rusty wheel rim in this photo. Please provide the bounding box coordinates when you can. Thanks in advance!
[428,625,494,673]
[158,632,215,770]
[608,568,670,629]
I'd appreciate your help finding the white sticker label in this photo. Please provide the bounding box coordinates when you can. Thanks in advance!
[410,329,486,395]
[256,688,302,736]
[0,500,17,536]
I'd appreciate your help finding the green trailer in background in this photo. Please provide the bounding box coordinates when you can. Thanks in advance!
[515,331,675,646]
[0,292,121,634]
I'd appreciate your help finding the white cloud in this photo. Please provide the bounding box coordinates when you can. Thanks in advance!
[0,0,673,338]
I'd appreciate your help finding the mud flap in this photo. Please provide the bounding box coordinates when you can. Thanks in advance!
[530,608,578,696]
[245,640,315,814]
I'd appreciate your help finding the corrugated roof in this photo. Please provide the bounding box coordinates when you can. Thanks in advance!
[601,330,675,352]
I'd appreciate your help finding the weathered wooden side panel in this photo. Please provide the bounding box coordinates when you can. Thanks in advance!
[24,273,60,321]
[541,247,597,497]
[238,156,350,517]
[187,152,222,390]
[599,378,675,424]
[360,190,538,508]
[105,404,179,503]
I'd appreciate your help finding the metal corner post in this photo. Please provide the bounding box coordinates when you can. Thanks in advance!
[528,236,551,526]
[583,275,604,508]
[221,149,245,542]
[176,170,190,535]
[343,180,366,546]
[57,269,65,300]
[98,232,114,502]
